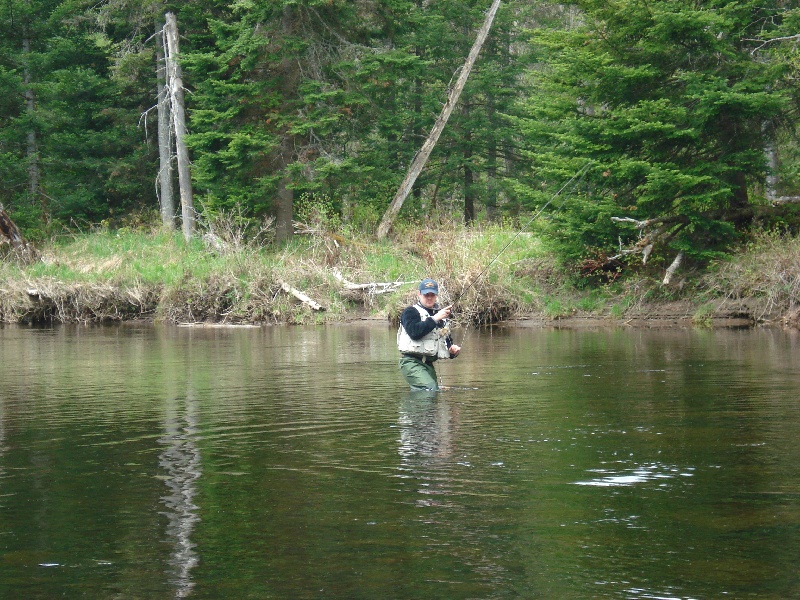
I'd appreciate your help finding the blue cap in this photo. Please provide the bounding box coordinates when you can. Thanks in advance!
[419,278,439,295]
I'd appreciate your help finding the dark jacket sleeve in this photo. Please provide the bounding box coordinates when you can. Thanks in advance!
[400,305,438,340]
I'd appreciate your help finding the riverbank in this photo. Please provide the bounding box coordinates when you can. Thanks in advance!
[1,225,798,329]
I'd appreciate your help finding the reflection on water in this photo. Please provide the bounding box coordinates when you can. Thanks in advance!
[159,392,201,598]
[0,324,798,599]
[397,392,457,509]
[575,462,696,487]
[398,392,455,461]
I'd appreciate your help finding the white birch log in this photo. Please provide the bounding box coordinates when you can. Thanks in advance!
[662,251,684,286]
[331,269,415,294]
[279,280,326,311]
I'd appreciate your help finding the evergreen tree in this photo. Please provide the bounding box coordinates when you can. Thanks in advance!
[184,0,535,236]
[514,0,799,270]
[182,0,378,240]
[0,0,158,233]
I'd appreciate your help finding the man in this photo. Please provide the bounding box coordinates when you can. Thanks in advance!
[397,278,461,391]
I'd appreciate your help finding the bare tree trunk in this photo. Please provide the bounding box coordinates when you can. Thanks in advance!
[486,104,498,222]
[22,35,40,207]
[274,141,294,243]
[164,12,194,241]
[463,109,476,224]
[376,0,502,239]
[273,6,299,243]
[662,251,684,286]
[764,140,778,203]
[156,19,175,231]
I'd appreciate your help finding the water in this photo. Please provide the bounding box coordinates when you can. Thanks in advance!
[0,323,798,599]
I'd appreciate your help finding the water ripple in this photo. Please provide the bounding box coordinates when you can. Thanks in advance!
[574,462,696,487]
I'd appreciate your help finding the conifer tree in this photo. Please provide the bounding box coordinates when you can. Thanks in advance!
[514,0,800,272]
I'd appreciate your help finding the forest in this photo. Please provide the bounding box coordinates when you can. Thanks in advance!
[1,0,800,325]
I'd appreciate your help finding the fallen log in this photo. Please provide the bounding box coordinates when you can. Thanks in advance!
[278,280,325,311]
[331,269,414,295]
[771,196,800,206]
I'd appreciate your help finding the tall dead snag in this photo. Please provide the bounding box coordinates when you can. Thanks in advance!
[164,12,194,241]
[0,204,37,263]
[156,18,175,231]
[376,0,502,240]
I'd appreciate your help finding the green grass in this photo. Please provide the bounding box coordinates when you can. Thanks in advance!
[3,222,800,326]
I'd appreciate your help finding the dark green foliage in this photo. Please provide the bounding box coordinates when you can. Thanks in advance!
[514,0,799,267]
[0,0,798,269]
[0,0,160,231]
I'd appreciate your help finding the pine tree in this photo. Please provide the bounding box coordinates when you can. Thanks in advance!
[514,0,800,273]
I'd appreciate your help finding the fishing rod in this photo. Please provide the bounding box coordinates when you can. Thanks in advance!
[449,160,594,309]
[430,162,591,391]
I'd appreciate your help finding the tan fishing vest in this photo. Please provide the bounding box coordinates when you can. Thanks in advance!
[397,304,450,358]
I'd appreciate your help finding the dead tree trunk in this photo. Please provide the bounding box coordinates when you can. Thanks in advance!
[273,5,300,243]
[156,19,175,230]
[0,204,37,263]
[462,105,476,224]
[23,34,40,207]
[376,0,501,239]
[164,12,194,241]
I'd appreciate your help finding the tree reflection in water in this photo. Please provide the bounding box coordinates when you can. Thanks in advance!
[159,393,202,598]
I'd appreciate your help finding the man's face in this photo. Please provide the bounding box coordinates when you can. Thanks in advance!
[419,292,437,309]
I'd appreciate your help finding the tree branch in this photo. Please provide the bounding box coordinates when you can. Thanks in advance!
[331,269,415,295]
[662,251,684,285]
[746,33,800,54]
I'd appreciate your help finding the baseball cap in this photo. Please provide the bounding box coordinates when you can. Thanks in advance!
[418,278,439,295]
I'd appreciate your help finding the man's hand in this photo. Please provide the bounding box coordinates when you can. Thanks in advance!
[433,305,452,322]
[449,344,461,357]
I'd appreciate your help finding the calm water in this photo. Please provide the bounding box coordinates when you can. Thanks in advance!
[0,323,798,599]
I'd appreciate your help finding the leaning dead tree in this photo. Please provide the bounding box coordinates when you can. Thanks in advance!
[376,0,502,239]
[163,12,195,241]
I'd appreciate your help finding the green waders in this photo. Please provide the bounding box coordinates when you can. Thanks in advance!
[399,355,439,391]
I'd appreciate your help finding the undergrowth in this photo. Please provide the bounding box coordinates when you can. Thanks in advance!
[702,229,800,320]
[1,221,799,326]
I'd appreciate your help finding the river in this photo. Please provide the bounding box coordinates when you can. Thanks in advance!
[0,323,798,599]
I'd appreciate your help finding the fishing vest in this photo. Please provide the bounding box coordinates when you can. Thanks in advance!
[397,304,451,359]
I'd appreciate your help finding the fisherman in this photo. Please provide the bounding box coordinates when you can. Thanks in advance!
[397,278,461,391]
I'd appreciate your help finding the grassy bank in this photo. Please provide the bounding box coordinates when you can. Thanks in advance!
[1,222,799,328]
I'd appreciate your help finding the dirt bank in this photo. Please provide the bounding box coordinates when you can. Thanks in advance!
[1,277,796,330]
[507,299,789,329]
